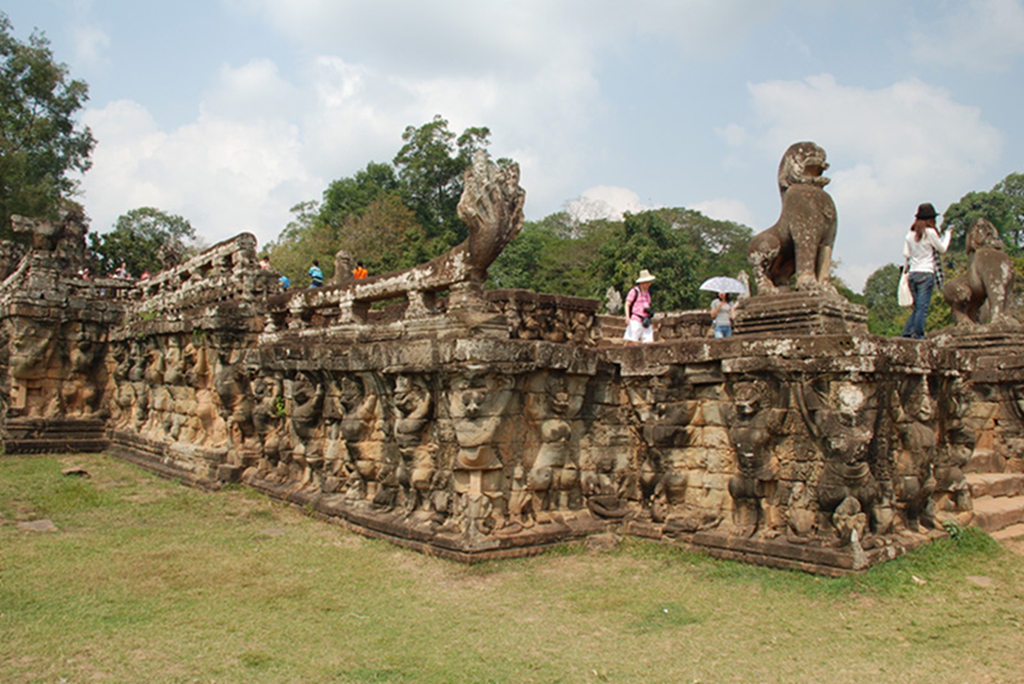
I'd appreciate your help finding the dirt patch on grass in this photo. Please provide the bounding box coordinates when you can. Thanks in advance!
[1000,537,1024,556]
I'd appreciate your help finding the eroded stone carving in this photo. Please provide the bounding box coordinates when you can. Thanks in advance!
[943,217,1017,325]
[748,142,837,295]
[5,146,1015,576]
[891,378,937,532]
[523,372,585,523]
[450,369,514,534]
[798,378,884,544]
[725,379,786,537]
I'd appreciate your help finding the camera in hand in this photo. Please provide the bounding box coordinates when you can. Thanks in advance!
[641,308,653,328]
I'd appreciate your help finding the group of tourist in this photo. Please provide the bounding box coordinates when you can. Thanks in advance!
[257,255,371,291]
[76,262,151,282]
[623,201,951,345]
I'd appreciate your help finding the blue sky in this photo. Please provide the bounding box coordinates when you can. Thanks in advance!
[6,0,1023,291]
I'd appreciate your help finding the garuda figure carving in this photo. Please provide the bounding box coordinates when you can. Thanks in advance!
[748,142,837,295]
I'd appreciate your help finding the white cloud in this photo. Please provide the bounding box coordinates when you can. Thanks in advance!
[226,0,779,216]
[690,198,755,227]
[910,0,1024,72]
[80,99,323,250]
[565,186,653,223]
[71,24,110,70]
[203,59,303,122]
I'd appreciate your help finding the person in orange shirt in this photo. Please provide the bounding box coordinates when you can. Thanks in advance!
[352,261,368,279]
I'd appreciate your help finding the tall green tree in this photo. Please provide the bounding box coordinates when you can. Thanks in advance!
[943,189,1016,253]
[319,161,402,228]
[489,213,617,297]
[589,211,702,312]
[992,172,1024,249]
[0,13,95,239]
[393,115,490,255]
[263,200,333,285]
[88,207,196,277]
[267,116,492,283]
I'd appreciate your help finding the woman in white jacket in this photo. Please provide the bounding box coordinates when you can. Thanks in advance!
[902,203,951,339]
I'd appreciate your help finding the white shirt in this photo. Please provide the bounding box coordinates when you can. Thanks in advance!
[903,227,951,273]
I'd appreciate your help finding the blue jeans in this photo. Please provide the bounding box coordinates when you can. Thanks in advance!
[902,272,934,339]
[714,324,732,338]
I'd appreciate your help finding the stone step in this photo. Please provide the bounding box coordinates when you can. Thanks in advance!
[991,523,1024,541]
[967,472,1024,499]
[971,495,1024,533]
[964,449,1006,474]
[2,437,108,454]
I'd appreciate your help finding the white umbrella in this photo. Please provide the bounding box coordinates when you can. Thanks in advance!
[699,276,748,294]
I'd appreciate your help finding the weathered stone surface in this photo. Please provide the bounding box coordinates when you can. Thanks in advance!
[943,218,1017,326]
[734,293,867,337]
[5,151,1024,575]
[747,142,837,296]
[972,496,1024,532]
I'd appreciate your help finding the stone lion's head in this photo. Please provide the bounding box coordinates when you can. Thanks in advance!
[966,217,1004,254]
[777,141,830,196]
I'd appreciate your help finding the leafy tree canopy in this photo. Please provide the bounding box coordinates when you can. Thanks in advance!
[943,190,1016,253]
[942,172,1024,254]
[992,172,1024,250]
[393,115,490,253]
[0,12,95,240]
[88,207,196,278]
[490,207,755,311]
[266,116,490,286]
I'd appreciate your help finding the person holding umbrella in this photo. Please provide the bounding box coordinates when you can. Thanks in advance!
[710,292,735,338]
[699,276,747,338]
[623,269,656,344]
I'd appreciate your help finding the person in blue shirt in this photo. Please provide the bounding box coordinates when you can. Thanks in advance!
[308,260,323,288]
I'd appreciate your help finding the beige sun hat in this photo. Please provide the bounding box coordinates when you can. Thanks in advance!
[635,269,656,283]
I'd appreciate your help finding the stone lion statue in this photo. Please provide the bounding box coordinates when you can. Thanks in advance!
[943,217,1015,325]
[747,142,837,295]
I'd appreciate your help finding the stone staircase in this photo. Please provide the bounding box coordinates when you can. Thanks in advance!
[965,450,1024,541]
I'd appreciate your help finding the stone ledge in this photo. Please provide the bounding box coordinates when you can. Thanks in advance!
[967,472,1024,499]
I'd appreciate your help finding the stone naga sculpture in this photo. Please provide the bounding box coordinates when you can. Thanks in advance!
[747,142,837,295]
[943,217,1016,325]
[283,150,526,325]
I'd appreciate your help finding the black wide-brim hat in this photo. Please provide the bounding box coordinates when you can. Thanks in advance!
[916,202,938,220]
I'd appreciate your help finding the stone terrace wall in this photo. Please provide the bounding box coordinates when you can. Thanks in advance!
[4,230,1024,574]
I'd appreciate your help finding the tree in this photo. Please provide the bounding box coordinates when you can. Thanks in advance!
[266,117,493,282]
[263,200,333,285]
[0,13,95,239]
[992,172,1024,250]
[943,190,1016,253]
[88,207,196,277]
[863,263,907,336]
[319,161,402,228]
[393,115,490,255]
[489,214,617,297]
[589,211,702,312]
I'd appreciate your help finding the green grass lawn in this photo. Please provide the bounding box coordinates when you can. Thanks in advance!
[2,452,1023,684]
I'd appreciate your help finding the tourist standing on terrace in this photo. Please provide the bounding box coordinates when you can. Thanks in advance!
[710,292,734,338]
[902,203,950,339]
[308,260,323,288]
[623,269,656,344]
